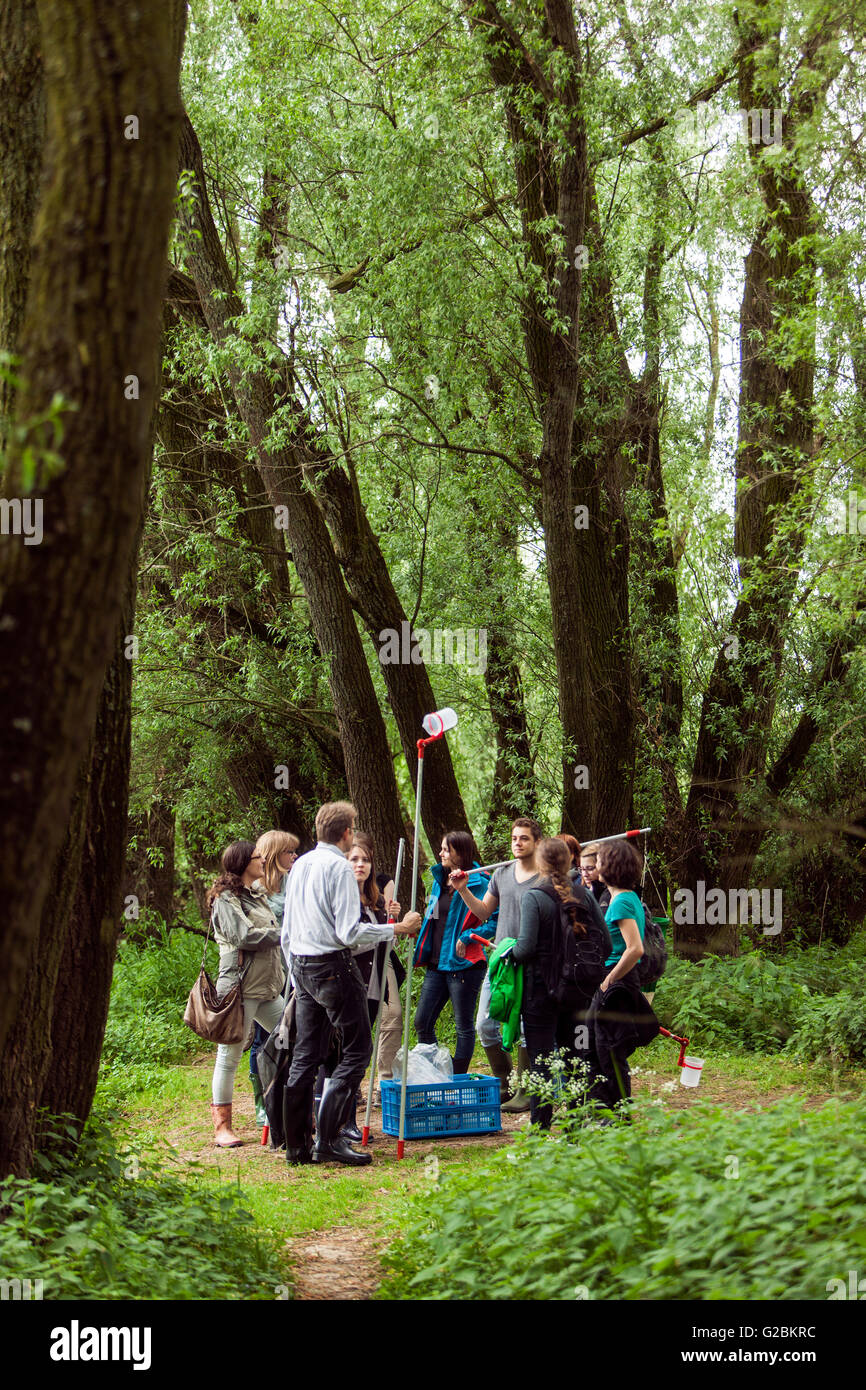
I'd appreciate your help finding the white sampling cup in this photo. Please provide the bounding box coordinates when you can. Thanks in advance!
[422,707,458,736]
[680,1055,705,1087]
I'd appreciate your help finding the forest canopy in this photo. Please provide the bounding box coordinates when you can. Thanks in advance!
[1,0,864,1176]
[146,0,866,944]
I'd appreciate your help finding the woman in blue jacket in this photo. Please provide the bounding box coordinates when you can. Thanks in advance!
[413,831,494,1075]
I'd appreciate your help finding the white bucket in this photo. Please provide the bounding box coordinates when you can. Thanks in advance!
[680,1055,704,1088]
[422,707,458,736]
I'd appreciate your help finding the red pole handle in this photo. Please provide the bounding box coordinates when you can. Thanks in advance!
[658,1026,690,1068]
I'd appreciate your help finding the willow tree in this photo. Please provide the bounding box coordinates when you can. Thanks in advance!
[0,0,187,1174]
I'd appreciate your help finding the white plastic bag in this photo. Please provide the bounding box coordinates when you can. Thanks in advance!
[392,1043,454,1084]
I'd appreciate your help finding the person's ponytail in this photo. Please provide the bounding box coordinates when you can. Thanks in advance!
[536,838,588,933]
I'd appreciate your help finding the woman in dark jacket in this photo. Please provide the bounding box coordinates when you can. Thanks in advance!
[512,837,610,1130]
[348,832,406,1088]
[413,830,492,1075]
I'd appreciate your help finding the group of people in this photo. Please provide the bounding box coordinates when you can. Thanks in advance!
[204,804,656,1165]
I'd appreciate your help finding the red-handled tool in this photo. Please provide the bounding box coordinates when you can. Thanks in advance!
[658,1026,690,1068]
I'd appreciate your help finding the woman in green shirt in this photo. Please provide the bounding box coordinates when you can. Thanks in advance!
[587,839,648,1112]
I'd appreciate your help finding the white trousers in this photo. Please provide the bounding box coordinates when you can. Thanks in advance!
[211,994,284,1104]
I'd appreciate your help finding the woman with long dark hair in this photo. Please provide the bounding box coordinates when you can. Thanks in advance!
[512,837,610,1129]
[414,830,491,1075]
[348,832,406,1086]
[207,840,284,1147]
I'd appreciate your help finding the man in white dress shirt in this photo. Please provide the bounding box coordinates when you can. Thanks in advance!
[281,801,420,1166]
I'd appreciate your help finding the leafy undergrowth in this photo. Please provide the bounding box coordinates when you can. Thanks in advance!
[378,1095,866,1301]
[653,935,866,1062]
[0,1117,286,1300]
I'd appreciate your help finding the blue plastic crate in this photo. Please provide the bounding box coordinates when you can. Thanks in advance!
[380,1073,501,1139]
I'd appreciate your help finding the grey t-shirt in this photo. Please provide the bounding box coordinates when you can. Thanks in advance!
[489,862,540,943]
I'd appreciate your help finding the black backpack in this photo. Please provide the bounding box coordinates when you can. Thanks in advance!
[635,906,668,989]
[535,885,608,1002]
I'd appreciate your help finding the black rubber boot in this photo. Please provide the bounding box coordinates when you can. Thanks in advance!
[313,1081,372,1166]
[483,1042,514,1103]
[283,1082,313,1165]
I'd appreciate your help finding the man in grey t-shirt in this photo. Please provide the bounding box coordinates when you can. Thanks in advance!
[450,817,542,1111]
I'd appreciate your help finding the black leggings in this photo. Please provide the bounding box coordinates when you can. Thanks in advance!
[521,985,592,1129]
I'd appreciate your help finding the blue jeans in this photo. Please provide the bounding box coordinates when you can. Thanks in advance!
[414,962,486,1074]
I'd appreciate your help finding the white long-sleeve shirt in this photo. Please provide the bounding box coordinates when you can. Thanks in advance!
[282,841,396,958]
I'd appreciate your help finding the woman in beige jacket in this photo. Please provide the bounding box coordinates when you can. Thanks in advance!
[207,840,285,1147]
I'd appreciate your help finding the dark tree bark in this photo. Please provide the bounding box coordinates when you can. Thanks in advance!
[481,623,537,852]
[468,0,591,834]
[0,0,186,1078]
[176,113,406,860]
[0,0,43,446]
[38,585,136,1135]
[123,800,177,929]
[222,726,318,850]
[302,450,471,845]
[675,13,827,956]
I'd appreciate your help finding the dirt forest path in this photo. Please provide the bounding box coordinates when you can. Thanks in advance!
[286,1227,382,1300]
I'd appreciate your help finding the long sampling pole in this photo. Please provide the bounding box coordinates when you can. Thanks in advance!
[361,837,404,1148]
[396,742,427,1159]
[396,708,457,1159]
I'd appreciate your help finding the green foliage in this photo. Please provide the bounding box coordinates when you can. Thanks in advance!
[0,1117,285,1300]
[654,934,866,1061]
[785,991,866,1067]
[653,950,812,1050]
[101,927,216,1071]
[378,1095,866,1300]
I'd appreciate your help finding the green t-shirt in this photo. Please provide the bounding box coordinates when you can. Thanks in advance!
[604,890,645,968]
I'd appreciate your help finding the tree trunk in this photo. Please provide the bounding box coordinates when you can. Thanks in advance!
[471,0,592,835]
[568,174,638,839]
[303,451,471,846]
[0,0,186,1064]
[38,586,136,1136]
[482,622,537,852]
[676,14,824,955]
[177,113,406,860]
[123,800,177,930]
[0,0,43,446]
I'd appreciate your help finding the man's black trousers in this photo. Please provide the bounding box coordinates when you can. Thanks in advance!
[282,950,373,1148]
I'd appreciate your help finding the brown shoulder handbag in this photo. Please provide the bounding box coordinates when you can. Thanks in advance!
[183,913,245,1044]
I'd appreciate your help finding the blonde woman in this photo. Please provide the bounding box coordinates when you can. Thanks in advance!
[247,830,299,1125]
[255,829,299,924]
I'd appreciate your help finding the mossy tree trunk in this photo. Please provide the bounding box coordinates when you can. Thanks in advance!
[0,0,186,1174]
